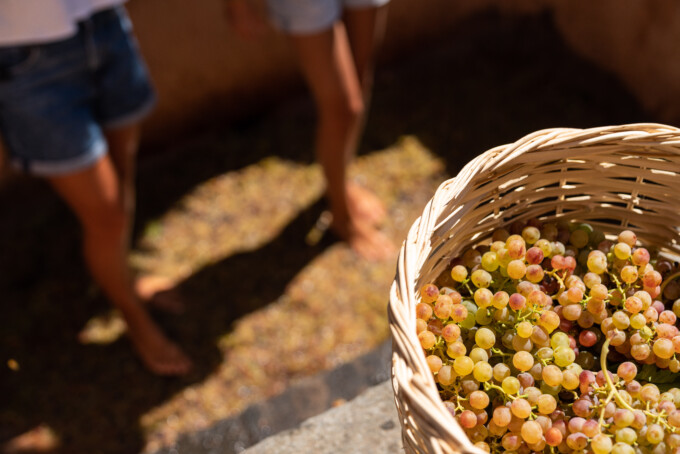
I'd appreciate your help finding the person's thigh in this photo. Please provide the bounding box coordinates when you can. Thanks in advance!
[47,152,122,228]
[289,23,363,115]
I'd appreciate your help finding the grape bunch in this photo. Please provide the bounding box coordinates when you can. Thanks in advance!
[415,219,680,453]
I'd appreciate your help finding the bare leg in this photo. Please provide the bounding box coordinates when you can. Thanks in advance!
[290,19,394,261]
[104,126,185,314]
[343,5,389,225]
[47,131,192,376]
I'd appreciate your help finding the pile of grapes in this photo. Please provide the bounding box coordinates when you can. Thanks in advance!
[416,220,680,454]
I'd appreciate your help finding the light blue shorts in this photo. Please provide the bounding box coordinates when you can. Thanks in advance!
[0,6,156,176]
[266,0,390,35]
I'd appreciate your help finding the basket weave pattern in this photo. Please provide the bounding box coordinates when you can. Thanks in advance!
[388,124,680,454]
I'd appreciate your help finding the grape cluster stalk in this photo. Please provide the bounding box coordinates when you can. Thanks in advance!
[416,220,680,453]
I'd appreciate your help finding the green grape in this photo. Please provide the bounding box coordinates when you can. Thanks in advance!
[446,341,466,358]
[516,321,533,338]
[502,376,520,394]
[459,301,478,329]
[614,242,632,260]
[493,363,510,383]
[629,313,646,329]
[570,228,589,248]
[473,288,493,308]
[450,264,468,282]
[475,327,496,349]
[469,347,489,363]
[470,269,492,288]
[474,308,493,325]
[587,250,608,274]
[562,370,580,391]
[453,355,474,376]
[472,361,493,382]
[553,346,575,367]
[550,331,570,349]
[591,433,613,454]
[639,384,660,404]
[646,423,664,444]
[583,271,601,288]
[522,226,541,245]
[481,251,499,272]
[653,338,674,359]
[535,238,552,257]
[612,311,630,330]
[611,442,635,454]
[615,427,637,444]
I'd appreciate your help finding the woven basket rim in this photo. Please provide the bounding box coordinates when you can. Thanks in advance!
[389,123,680,454]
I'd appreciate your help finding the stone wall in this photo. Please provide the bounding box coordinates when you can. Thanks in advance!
[126,0,547,146]
[553,0,680,127]
[2,0,679,177]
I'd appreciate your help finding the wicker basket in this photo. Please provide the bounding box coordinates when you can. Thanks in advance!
[388,123,680,454]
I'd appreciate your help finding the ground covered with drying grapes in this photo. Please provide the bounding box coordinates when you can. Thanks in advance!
[0,11,656,454]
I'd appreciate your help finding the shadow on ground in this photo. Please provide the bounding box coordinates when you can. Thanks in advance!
[0,10,656,454]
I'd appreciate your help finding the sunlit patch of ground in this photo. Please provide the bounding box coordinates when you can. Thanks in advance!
[127,136,445,452]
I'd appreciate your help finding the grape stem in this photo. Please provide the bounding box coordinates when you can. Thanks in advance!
[600,337,678,433]
[600,337,636,412]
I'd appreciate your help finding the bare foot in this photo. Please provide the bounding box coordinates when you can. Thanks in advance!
[135,275,185,315]
[126,313,193,376]
[331,213,396,262]
[346,181,387,226]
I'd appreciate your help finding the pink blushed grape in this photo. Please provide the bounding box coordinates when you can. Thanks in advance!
[617,362,637,382]
[508,293,526,311]
[420,283,439,303]
[618,229,637,247]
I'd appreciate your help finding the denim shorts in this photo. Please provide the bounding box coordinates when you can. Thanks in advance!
[266,0,391,35]
[0,6,156,176]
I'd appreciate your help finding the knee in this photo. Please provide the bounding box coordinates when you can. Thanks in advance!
[320,92,365,128]
[80,201,128,240]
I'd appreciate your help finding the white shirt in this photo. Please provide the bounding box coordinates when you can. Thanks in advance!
[0,0,127,46]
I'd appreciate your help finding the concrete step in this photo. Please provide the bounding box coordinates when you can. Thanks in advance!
[243,380,402,454]
[151,340,393,454]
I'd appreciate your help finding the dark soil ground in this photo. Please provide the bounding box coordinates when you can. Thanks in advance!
[0,10,656,454]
